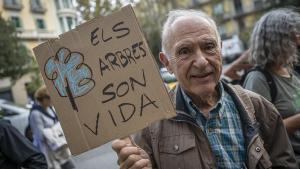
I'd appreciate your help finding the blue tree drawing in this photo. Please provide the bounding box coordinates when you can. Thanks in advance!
[44,47,95,111]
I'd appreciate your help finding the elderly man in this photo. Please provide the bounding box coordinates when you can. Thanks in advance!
[112,10,297,169]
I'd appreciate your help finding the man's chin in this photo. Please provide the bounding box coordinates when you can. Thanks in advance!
[191,85,217,97]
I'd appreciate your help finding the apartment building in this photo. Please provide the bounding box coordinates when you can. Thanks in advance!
[0,0,78,105]
[191,0,281,42]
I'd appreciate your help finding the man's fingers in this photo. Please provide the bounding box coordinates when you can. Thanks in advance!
[119,146,140,162]
[112,137,151,169]
[120,154,143,169]
[112,137,134,152]
[129,159,151,169]
[112,139,128,153]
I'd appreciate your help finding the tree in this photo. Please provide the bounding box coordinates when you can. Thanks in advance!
[134,0,180,67]
[76,0,182,67]
[0,14,33,81]
[25,62,44,98]
[76,0,124,20]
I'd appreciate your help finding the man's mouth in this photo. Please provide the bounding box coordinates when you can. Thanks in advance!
[190,72,213,79]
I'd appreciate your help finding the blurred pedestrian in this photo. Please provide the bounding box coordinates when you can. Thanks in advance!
[29,86,75,169]
[243,8,300,166]
[0,119,47,169]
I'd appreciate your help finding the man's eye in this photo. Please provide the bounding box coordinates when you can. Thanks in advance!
[178,47,191,55]
[204,43,217,53]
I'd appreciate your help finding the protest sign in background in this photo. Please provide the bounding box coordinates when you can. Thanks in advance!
[33,5,176,155]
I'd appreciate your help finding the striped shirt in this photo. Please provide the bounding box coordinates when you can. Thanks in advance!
[181,83,246,169]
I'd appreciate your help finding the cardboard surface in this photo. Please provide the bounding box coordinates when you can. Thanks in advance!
[33,5,176,155]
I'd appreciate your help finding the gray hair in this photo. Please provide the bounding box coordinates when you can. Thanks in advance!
[250,8,300,68]
[161,9,221,57]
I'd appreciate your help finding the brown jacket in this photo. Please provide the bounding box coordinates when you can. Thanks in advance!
[133,82,298,169]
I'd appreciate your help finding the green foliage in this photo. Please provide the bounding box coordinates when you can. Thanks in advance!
[76,0,179,67]
[25,61,44,97]
[0,14,33,82]
[133,0,178,67]
[76,0,124,20]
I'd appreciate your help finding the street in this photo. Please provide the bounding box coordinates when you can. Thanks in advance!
[73,142,118,169]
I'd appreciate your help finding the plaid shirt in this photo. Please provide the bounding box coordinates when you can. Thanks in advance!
[181,83,246,169]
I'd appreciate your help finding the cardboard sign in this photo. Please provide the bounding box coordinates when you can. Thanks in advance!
[33,5,176,155]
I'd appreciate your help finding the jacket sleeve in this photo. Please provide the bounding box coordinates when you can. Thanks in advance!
[254,98,298,169]
[30,110,45,142]
[267,112,298,169]
[132,127,158,169]
[0,120,48,169]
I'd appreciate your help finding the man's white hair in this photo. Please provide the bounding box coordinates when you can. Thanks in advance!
[161,9,221,57]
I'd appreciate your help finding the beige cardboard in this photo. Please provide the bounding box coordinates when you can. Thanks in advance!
[33,5,176,155]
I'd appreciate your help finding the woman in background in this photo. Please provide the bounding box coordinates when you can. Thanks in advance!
[30,86,75,169]
[243,8,300,166]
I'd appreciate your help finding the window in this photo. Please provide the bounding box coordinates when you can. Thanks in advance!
[66,16,74,30]
[233,0,243,14]
[30,0,46,13]
[59,17,65,32]
[253,0,263,8]
[55,0,61,10]
[74,18,78,26]
[36,19,45,29]
[213,3,223,15]
[10,16,22,28]
[31,0,42,8]
[4,0,20,6]
[63,0,72,8]
[4,0,22,10]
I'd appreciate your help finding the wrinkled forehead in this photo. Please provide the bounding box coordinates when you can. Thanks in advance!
[169,16,218,45]
[171,15,213,29]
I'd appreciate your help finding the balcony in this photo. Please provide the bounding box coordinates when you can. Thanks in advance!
[17,29,59,40]
[30,0,46,14]
[3,0,23,11]
[31,5,47,14]
[56,8,77,16]
[190,0,213,7]
[222,0,280,21]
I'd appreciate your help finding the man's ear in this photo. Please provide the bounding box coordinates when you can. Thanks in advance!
[159,52,172,72]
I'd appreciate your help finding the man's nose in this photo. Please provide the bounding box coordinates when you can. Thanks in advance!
[193,49,208,68]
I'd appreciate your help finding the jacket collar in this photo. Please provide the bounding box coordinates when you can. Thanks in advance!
[169,81,259,146]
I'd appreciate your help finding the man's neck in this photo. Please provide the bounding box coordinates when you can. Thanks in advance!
[189,90,219,118]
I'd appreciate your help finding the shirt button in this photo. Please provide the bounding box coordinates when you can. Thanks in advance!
[173,144,179,152]
[255,146,261,152]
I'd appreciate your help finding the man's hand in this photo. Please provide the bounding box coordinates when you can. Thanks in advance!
[112,137,152,169]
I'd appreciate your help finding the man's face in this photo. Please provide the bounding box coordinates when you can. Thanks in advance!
[161,16,222,98]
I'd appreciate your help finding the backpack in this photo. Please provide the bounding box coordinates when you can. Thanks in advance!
[240,66,277,103]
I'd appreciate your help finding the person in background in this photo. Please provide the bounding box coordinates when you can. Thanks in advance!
[222,49,252,83]
[29,86,75,169]
[243,8,300,166]
[0,119,47,169]
[112,9,297,169]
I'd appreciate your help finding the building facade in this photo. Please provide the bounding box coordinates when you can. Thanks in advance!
[190,0,281,43]
[0,0,78,105]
